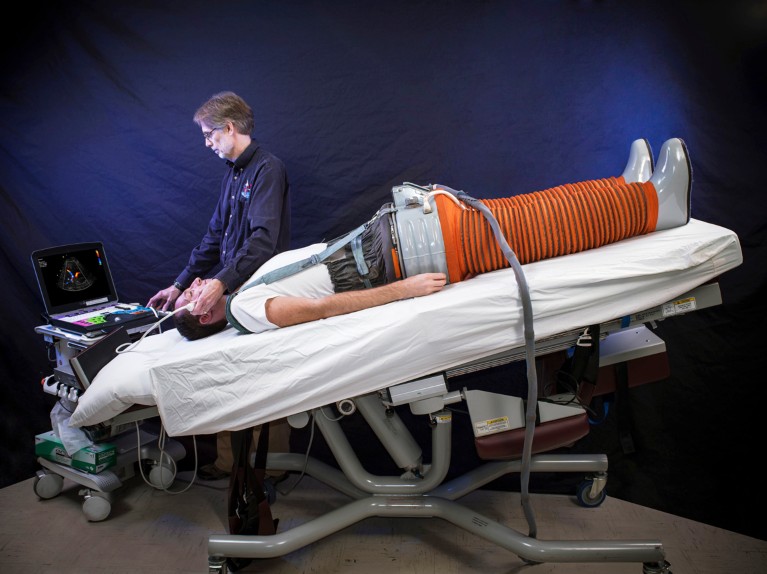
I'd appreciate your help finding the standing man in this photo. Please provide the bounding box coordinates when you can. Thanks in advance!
[148,91,290,314]
[148,91,291,481]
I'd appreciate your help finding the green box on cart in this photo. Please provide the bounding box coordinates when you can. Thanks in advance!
[35,431,116,474]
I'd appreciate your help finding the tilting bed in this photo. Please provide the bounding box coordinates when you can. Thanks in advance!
[68,217,742,573]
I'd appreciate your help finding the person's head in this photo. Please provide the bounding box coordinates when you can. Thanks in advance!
[173,278,229,340]
[193,91,254,161]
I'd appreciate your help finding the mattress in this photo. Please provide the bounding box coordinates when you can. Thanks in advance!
[69,218,743,436]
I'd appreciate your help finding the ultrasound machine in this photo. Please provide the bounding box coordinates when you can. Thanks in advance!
[30,242,185,521]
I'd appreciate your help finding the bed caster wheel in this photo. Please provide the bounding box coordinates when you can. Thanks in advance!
[576,477,607,507]
[80,489,112,521]
[226,557,252,572]
[643,560,672,574]
[208,556,228,574]
[148,461,176,489]
[34,469,64,499]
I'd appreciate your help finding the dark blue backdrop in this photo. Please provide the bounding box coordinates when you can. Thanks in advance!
[1,0,764,541]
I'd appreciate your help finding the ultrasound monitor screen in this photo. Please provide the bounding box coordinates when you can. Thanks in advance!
[32,242,117,315]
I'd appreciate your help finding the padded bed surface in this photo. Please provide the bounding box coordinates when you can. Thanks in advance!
[70,219,742,436]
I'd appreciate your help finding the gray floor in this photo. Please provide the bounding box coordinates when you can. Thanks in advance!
[1,463,766,574]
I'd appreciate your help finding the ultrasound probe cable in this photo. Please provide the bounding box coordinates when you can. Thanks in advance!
[115,303,194,354]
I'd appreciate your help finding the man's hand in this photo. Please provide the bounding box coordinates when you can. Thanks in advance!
[190,278,226,315]
[397,273,447,298]
[148,285,181,311]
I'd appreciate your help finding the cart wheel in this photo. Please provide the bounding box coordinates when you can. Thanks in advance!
[33,470,64,499]
[576,478,607,507]
[81,490,111,521]
[149,461,176,489]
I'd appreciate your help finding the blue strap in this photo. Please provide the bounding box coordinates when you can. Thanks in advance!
[351,234,372,289]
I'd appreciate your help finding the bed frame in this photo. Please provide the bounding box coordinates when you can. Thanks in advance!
[206,281,724,573]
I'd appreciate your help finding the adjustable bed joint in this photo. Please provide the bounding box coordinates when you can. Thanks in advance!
[384,375,464,415]
[385,374,448,407]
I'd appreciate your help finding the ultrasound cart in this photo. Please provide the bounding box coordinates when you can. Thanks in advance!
[29,241,186,520]
[32,324,186,522]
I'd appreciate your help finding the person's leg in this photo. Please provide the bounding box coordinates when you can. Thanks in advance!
[260,417,291,453]
[253,418,291,480]
[199,420,292,480]
[435,138,689,282]
[325,139,656,290]
[620,138,654,184]
[215,430,234,468]
[197,430,233,480]
[650,138,691,231]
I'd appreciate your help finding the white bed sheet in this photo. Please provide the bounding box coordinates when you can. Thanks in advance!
[70,219,742,436]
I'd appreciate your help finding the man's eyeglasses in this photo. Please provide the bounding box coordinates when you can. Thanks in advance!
[203,126,221,141]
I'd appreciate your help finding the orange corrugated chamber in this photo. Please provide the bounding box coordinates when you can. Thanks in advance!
[434,179,658,283]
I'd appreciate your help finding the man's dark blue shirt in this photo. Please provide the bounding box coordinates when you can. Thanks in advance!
[176,140,290,293]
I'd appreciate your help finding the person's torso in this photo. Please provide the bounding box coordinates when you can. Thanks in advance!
[219,146,290,264]
[230,243,333,333]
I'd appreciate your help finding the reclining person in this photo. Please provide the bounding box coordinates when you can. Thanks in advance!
[174,138,690,340]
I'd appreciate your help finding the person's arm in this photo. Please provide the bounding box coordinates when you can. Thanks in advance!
[147,284,182,311]
[149,202,225,311]
[175,187,227,290]
[187,278,226,315]
[265,273,447,328]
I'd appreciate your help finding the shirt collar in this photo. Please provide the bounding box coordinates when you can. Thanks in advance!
[227,140,260,170]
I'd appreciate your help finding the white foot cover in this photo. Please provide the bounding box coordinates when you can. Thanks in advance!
[650,138,691,231]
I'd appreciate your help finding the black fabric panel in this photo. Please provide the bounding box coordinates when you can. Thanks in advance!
[1,0,764,541]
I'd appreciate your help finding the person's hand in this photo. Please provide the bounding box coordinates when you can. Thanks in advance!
[190,278,225,315]
[147,285,181,311]
[399,273,447,298]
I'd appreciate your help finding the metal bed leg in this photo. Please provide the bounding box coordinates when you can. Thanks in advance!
[212,401,664,570]
[431,453,609,500]
[208,495,666,564]
[313,404,453,493]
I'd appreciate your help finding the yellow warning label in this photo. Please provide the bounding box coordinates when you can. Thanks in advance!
[475,416,511,436]
[662,297,697,317]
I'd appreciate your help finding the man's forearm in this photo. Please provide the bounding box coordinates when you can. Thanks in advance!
[266,282,407,328]
[265,273,446,328]
[318,282,410,320]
